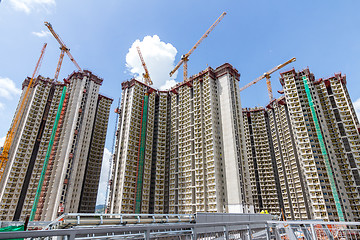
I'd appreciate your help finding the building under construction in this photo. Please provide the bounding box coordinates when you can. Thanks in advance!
[110,62,360,221]
[0,71,112,221]
[109,63,254,215]
[242,68,360,222]
[242,107,284,217]
[243,101,311,220]
[279,69,360,221]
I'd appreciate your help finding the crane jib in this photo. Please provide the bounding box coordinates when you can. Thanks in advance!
[239,57,296,92]
[169,12,226,80]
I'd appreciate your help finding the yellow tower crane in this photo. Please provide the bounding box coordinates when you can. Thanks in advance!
[44,22,82,81]
[136,46,153,85]
[239,57,296,101]
[0,43,47,181]
[169,12,226,82]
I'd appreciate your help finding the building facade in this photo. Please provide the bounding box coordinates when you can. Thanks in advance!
[279,69,360,221]
[242,68,360,221]
[109,63,254,214]
[242,107,283,217]
[109,63,360,221]
[0,71,112,221]
[266,98,311,220]
[243,99,311,220]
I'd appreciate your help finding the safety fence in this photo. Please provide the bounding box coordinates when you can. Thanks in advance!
[0,219,359,239]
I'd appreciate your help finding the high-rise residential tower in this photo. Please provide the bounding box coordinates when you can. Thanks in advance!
[109,63,254,214]
[242,107,283,217]
[242,68,360,221]
[0,70,112,221]
[243,98,312,220]
[266,97,311,220]
[279,69,360,221]
[109,62,360,221]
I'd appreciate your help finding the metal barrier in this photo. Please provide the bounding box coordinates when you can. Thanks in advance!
[44,213,195,230]
[1,217,360,239]
[268,220,360,240]
[0,220,267,239]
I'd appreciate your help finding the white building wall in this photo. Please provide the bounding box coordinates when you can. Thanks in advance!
[218,73,244,213]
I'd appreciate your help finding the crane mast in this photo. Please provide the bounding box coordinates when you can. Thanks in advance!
[136,46,153,85]
[239,57,296,101]
[54,49,66,81]
[0,43,47,181]
[44,22,82,80]
[169,12,226,82]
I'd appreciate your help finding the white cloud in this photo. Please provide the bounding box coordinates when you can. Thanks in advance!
[0,103,4,111]
[353,98,360,120]
[96,148,112,206]
[0,136,5,148]
[126,35,179,90]
[9,0,55,14]
[32,30,51,38]
[159,79,178,91]
[0,77,21,100]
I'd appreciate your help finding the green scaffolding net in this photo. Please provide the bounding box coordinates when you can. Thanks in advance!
[135,94,149,213]
[302,75,344,221]
[0,225,24,240]
[29,86,67,221]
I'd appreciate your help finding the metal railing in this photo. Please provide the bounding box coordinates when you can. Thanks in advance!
[0,220,267,239]
[44,213,195,230]
[268,220,360,240]
[1,216,360,239]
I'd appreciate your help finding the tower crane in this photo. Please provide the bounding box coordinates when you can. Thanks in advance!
[0,43,47,181]
[169,12,226,82]
[44,22,82,81]
[239,57,296,101]
[136,46,153,85]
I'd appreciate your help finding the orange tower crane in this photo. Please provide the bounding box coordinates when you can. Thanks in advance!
[136,46,153,85]
[239,57,296,101]
[0,43,47,181]
[44,22,82,81]
[169,12,226,82]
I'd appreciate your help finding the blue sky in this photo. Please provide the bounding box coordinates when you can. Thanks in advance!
[1,0,360,205]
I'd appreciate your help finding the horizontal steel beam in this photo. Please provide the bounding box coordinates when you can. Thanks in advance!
[0,220,267,239]
[2,220,360,239]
